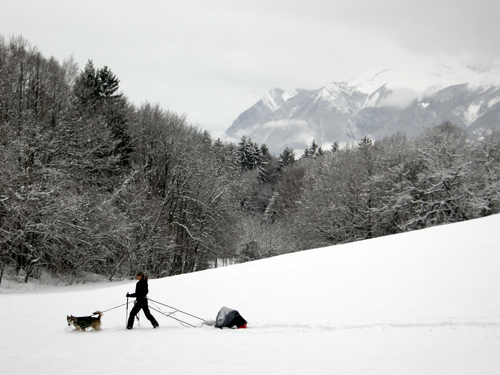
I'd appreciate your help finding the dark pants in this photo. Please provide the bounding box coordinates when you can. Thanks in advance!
[127,298,158,329]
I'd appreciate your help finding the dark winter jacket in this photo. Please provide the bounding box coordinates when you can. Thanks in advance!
[129,278,149,300]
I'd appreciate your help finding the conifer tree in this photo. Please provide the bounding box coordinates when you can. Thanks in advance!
[73,60,132,166]
[279,147,295,170]
[301,139,323,160]
[237,136,262,171]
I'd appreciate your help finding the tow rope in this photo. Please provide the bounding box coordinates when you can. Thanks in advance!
[100,299,205,328]
[100,302,128,313]
[148,298,205,328]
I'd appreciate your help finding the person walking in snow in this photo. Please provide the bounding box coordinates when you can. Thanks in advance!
[126,271,159,330]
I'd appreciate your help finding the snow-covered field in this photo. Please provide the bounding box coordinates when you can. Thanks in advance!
[1,215,499,374]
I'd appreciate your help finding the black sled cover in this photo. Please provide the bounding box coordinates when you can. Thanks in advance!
[215,306,247,329]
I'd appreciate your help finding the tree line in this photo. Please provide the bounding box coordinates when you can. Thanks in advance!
[1,36,499,283]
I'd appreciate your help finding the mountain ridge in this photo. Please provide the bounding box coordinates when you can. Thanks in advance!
[226,62,500,155]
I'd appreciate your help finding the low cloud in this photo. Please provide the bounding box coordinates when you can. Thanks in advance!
[263,119,309,130]
[380,88,418,109]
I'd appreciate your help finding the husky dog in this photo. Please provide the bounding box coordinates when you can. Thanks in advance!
[67,311,103,331]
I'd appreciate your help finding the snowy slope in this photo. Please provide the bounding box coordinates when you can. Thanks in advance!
[1,215,500,374]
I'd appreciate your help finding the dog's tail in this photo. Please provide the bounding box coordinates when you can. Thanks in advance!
[93,311,103,319]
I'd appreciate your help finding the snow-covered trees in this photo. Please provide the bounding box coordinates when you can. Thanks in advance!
[0,36,78,282]
[275,124,500,250]
[470,131,500,215]
[73,60,133,167]
[0,37,241,283]
[278,147,295,170]
[129,103,241,275]
[300,139,323,160]
[1,35,499,284]
[411,122,471,226]
[237,136,261,172]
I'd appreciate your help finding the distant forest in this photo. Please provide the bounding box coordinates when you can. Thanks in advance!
[1,36,499,283]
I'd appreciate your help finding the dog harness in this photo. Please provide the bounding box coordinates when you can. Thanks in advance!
[76,316,94,329]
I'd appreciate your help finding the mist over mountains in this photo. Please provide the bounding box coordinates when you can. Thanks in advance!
[225,62,500,155]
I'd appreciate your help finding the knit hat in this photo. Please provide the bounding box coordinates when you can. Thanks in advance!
[136,271,145,277]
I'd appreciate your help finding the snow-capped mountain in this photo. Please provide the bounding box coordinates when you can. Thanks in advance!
[225,62,500,155]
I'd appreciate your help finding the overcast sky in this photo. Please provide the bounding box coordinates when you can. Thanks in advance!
[2,0,500,138]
